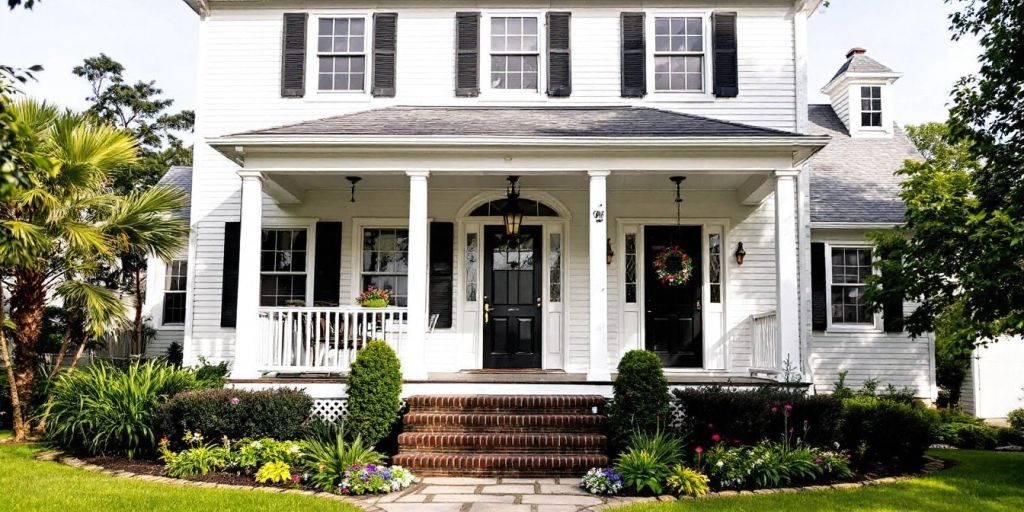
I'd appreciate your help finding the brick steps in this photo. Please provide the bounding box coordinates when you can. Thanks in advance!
[397,394,609,476]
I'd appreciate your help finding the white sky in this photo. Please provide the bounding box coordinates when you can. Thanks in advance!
[0,0,980,127]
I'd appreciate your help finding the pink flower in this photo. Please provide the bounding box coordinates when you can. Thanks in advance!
[784,404,793,411]
[291,474,301,484]
[230,397,240,405]
[711,434,721,443]
[695,446,704,454]
[771,406,778,414]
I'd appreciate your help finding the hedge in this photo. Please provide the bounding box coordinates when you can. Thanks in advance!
[157,388,313,445]
[606,350,671,451]
[345,340,402,447]
[840,396,935,470]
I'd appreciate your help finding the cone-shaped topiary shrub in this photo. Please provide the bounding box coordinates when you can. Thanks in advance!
[606,350,671,452]
[346,340,402,447]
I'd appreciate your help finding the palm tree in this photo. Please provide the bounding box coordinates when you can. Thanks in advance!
[0,99,188,441]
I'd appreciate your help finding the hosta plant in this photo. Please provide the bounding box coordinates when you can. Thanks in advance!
[159,435,230,479]
[304,434,384,492]
[255,461,294,485]
[666,465,710,497]
[580,467,624,495]
[233,438,306,474]
[615,449,669,495]
[339,464,415,495]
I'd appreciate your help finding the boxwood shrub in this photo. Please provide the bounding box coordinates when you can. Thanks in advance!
[157,387,312,445]
[672,386,843,449]
[345,340,402,447]
[840,396,936,470]
[606,350,671,451]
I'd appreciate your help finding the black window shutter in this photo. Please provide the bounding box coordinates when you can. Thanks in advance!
[281,13,308,98]
[429,222,455,329]
[811,242,827,331]
[712,12,739,98]
[455,12,480,97]
[620,12,646,98]
[220,222,241,328]
[313,222,343,306]
[546,12,572,97]
[880,252,905,333]
[372,13,398,97]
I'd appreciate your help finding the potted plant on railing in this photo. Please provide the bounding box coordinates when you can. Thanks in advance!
[356,286,391,308]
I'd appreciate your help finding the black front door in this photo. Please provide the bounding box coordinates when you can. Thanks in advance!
[483,225,543,369]
[644,225,703,368]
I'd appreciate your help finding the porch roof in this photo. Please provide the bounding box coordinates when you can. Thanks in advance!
[227,106,810,139]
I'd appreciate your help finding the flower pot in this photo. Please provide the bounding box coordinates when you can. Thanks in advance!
[359,298,389,308]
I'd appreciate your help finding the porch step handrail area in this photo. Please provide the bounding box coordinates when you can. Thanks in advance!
[750,310,780,374]
[256,306,408,374]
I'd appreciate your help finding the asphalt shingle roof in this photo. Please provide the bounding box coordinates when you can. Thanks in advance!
[830,52,895,82]
[807,105,919,224]
[157,165,192,220]
[233,106,807,139]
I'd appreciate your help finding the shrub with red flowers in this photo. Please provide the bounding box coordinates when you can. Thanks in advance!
[356,286,391,307]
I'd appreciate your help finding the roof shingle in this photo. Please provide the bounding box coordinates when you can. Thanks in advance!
[157,165,192,220]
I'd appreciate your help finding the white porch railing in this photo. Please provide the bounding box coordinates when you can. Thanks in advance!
[256,306,408,373]
[750,310,780,375]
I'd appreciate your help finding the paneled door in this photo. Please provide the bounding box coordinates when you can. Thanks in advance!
[483,225,543,369]
[644,225,703,368]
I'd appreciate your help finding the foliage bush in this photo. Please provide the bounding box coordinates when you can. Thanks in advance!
[156,388,313,445]
[666,465,710,497]
[672,386,844,449]
[345,340,402,447]
[233,438,306,474]
[933,422,999,450]
[613,430,682,495]
[303,434,384,492]
[606,350,671,450]
[839,396,935,470]
[1008,408,1024,433]
[255,461,294,485]
[44,361,196,457]
[833,372,921,406]
[996,426,1024,447]
[698,442,852,490]
[160,436,231,478]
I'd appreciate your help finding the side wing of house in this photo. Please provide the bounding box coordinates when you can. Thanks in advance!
[143,166,193,358]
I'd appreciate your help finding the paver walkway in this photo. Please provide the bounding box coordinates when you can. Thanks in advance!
[351,477,668,512]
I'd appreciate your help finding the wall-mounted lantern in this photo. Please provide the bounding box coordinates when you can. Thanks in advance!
[735,242,747,265]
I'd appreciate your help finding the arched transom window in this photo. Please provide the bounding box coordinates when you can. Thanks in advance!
[469,199,560,217]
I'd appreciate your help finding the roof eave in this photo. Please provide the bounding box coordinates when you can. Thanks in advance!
[811,221,905,230]
[821,71,903,95]
[182,0,207,15]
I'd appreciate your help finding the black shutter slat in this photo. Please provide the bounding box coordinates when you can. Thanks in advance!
[429,222,455,329]
[372,13,398,97]
[811,242,827,331]
[280,13,308,97]
[712,12,739,98]
[220,222,241,328]
[546,12,572,97]
[313,222,343,306]
[455,12,480,97]
[881,250,905,333]
[620,12,646,98]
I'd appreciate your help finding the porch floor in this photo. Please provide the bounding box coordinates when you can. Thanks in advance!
[229,370,793,387]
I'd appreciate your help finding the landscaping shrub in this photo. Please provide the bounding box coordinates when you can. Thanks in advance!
[672,386,843,449]
[303,434,384,492]
[233,438,307,474]
[580,468,624,495]
[159,436,231,478]
[157,387,313,444]
[1008,408,1024,433]
[345,340,402,447]
[666,465,710,497]
[606,350,670,450]
[698,441,852,490]
[192,358,229,389]
[339,464,415,495]
[839,396,935,470]
[996,426,1024,447]
[613,430,682,495]
[45,361,196,458]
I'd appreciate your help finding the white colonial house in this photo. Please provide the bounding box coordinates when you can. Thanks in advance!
[147,0,936,410]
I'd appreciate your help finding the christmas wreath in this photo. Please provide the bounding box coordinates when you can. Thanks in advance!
[653,246,694,286]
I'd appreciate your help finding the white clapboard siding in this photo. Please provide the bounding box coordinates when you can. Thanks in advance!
[809,328,935,398]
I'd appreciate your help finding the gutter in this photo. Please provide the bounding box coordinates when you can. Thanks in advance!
[208,134,831,149]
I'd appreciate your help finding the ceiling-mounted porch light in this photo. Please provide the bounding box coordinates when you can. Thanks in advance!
[501,176,525,238]
[346,176,362,202]
[735,242,747,265]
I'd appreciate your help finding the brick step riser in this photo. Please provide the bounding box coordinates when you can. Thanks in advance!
[407,407,601,415]
[405,396,606,411]
[403,414,605,430]
[398,446,607,455]
[392,454,609,477]
[400,468,593,477]
[397,433,606,453]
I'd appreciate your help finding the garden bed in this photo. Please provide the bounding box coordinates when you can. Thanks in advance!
[85,456,269,488]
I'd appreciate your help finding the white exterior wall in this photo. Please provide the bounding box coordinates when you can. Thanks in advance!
[967,337,1024,419]
[143,254,187,358]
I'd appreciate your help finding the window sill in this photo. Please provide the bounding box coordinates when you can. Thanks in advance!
[645,91,716,103]
[479,90,546,103]
[304,90,374,103]
[824,325,883,335]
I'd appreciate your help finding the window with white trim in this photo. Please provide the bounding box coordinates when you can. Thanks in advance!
[829,247,873,325]
[162,259,187,325]
[317,17,366,91]
[260,229,308,306]
[653,17,705,92]
[361,228,409,307]
[861,86,883,127]
[489,16,540,90]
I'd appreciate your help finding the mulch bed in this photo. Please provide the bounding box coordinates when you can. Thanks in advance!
[84,455,287,488]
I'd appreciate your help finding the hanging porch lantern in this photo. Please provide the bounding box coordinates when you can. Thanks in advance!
[501,176,525,237]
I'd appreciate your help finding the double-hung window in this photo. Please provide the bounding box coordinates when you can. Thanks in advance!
[162,259,187,325]
[260,228,308,306]
[861,86,883,127]
[317,17,366,91]
[828,247,874,326]
[653,17,705,92]
[361,228,409,306]
[489,16,540,91]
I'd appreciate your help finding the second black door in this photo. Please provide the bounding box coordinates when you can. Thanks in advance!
[483,225,543,369]
[644,225,703,368]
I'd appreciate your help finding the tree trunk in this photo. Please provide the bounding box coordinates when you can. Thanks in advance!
[10,268,46,435]
[0,281,28,441]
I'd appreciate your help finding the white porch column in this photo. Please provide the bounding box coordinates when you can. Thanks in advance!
[232,171,263,379]
[404,171,430,380]
[774,169,802,377]
[587,171,611,381]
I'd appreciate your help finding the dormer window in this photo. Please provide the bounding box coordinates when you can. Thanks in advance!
[653,17,705,92]
[861,86,882,127]
[489,17,540,91]
[317,17,366,91]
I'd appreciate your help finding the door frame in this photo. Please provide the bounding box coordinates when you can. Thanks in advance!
[481,224,544,369]
[616,217,731,372]
[457,192,571,371]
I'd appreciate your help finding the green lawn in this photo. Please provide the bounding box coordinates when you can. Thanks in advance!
[612,450,1024,512]
[0,431,360,512]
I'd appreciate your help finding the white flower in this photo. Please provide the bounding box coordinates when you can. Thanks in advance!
[716,461,724,467]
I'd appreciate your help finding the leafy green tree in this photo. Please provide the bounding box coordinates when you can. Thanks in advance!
[0,99,188,441]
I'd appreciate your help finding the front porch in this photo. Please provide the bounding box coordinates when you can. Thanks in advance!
[209,106,826,385]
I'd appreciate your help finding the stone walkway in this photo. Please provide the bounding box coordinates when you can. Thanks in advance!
[351,477,668,512]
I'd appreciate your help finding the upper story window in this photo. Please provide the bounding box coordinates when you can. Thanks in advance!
[829,247,874,326]
[317,17,366,91]
[861,86,883,127]
[653,17,705,92]
[162,259,188,325]
[260,228,308,306]
[489,16,540,91]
